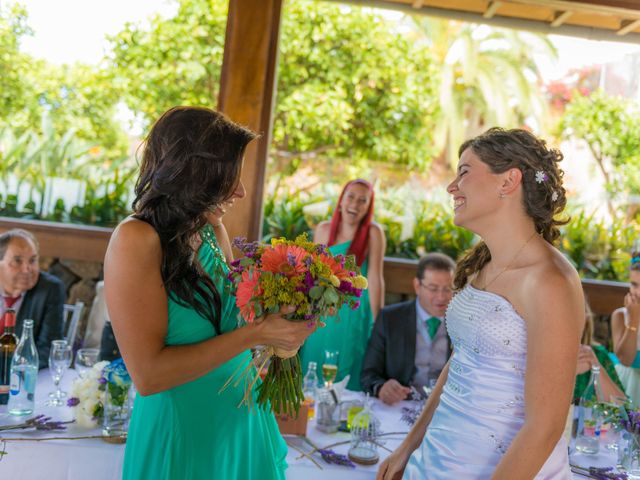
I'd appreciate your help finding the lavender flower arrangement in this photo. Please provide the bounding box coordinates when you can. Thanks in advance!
[317,448,356,468]
[0,415,72,432]
[571,465,628,480]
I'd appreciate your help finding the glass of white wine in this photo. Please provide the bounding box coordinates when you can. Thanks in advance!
[323,350,339,388]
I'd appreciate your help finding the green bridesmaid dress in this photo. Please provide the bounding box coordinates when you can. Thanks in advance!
[123,225,287,480]
[299,240,374,391]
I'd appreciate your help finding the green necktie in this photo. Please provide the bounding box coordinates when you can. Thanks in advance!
[426,316,441,339]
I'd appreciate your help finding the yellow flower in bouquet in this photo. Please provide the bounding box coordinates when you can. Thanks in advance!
[226,234,365,415]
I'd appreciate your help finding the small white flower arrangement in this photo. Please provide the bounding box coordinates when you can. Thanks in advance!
[67,361,110,428]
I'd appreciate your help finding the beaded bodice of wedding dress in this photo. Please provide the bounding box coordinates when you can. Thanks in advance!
[403,284,571,480]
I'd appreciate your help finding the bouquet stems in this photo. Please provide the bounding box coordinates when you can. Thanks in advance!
[257,354,304,416]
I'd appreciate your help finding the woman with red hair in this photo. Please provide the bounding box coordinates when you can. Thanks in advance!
[300,179,386,391]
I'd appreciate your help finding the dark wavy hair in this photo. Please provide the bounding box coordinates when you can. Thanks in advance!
[132,106,257,334]
[453,128,568,290]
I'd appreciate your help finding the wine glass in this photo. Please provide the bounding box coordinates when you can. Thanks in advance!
[75,348,100,378]
[47,340,72,406]
[323,350,339,388]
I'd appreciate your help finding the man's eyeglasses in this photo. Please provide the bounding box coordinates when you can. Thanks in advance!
[418,281,453,295]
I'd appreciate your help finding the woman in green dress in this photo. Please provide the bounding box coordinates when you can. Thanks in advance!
[104,106,315,480]
[574,301,625,402]
[300,179,385,391]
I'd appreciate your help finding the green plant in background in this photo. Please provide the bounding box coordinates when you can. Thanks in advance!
[558,90,640,220]
[559,209,639,282]
[262,192,318,242]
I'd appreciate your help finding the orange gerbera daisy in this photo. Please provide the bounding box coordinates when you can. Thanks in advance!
[260,244,308,277]
[236,270,262,323]
[318,253,349,280]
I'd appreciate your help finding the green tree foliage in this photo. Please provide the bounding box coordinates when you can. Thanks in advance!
[558,90,640,217]
[106,0,228,125]
[0,3,36,127]
[274,1,440,170]
[409,17,555,167]
[0,3,127,157]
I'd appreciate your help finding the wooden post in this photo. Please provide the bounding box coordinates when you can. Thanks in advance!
[218,0,283,241]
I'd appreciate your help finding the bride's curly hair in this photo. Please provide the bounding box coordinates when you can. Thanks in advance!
[453,128,568,290]
[132,106,256,334]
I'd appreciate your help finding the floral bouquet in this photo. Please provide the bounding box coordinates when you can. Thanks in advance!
[225,234,367,415]
[67,358,132,430]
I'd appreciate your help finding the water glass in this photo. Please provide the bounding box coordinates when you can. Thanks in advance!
[47,340,72,406]
[75,348,100,378]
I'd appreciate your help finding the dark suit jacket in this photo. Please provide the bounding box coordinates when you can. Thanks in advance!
[15,272,65,369]
[360,300,451,396]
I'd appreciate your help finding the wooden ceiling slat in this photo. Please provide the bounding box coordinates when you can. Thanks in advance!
[484,1,503,18]
[550,10,574,27]
[618,18,640,35]
[330,0,640,41]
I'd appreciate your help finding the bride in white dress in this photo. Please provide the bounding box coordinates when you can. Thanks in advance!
[378,128,584,480]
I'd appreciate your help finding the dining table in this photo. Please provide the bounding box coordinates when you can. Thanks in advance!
[0,369,623,479]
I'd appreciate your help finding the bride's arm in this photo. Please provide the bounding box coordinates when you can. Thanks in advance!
[492,270,583,480]
[376,361,450,480]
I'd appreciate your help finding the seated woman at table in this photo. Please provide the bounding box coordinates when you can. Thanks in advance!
[104,106,315,480]
[300,179,385,391]
[611,249,640,405]
[378,128,583,479]
[575,301,625,403]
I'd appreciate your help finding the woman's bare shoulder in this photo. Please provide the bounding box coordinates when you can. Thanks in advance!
[314,221,331,243]
[108,217,162,259]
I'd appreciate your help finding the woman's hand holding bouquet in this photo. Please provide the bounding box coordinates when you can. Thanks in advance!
[225,234,366,415]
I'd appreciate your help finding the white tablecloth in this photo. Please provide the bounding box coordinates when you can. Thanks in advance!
[0,371,622,479]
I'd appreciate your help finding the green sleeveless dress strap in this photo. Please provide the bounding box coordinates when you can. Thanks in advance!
[123,224,287,480]
[299,240,373,391]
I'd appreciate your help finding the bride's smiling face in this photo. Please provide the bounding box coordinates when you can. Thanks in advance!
[447,148,504,231]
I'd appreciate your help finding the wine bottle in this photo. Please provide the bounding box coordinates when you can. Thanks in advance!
[0,309,18,405]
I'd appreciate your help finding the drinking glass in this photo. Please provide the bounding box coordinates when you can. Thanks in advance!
[323,350,339,388]
[47,340,72,406]
[75,348,100,378]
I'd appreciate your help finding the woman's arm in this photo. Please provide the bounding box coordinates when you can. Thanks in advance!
[577,345,626,402]
[104,219,314,396]
[367,224,386,320]
[376,361,450,480]
[492,271,583,480]
[611,305,638,366]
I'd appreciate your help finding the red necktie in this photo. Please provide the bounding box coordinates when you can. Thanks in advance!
[0,296,20,335]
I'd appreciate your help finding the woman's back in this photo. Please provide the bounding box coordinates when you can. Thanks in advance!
[123,225,287,480]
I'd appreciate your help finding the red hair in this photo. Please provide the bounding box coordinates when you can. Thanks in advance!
[328,179,374,266]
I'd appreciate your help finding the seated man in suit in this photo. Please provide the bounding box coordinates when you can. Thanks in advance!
[0,229,65,368]
[361,252,455,404]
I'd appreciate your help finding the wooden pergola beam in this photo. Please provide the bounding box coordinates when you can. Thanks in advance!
[217,0,283,242]
[550,10,573,27]
[618,18,640,35]
[484,1,503,19]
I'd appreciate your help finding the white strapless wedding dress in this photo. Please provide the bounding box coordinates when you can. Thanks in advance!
[403,284,571,479]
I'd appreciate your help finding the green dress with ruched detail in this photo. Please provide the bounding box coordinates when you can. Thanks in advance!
[122,224,287,480]
[299,240,374,391]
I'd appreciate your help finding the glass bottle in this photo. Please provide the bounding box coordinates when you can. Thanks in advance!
[302,361,319,419]
[575,365,604,454]
[0,309,18,405]
[8,319,39,415]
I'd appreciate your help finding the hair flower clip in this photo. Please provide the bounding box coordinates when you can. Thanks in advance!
[551,191,558,202]
[535,171,548,184]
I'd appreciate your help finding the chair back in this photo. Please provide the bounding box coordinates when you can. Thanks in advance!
[63,301,85,349]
